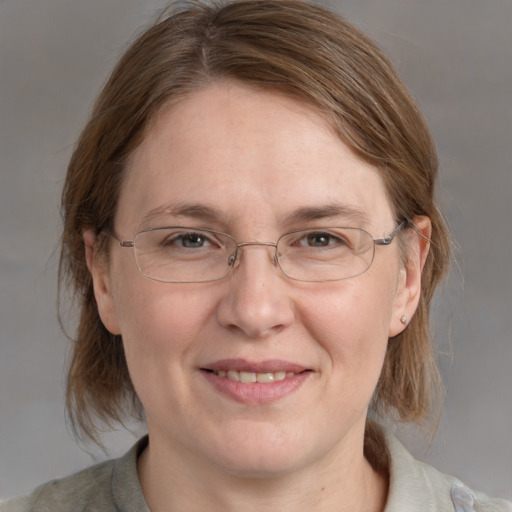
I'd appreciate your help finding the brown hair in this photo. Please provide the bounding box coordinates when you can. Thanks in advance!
[60,0,450,443]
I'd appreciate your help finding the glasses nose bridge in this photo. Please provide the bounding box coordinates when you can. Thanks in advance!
[229,240,279,270]
[236,241,278,250]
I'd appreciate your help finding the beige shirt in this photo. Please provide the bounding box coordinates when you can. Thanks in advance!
[2,427,511,511]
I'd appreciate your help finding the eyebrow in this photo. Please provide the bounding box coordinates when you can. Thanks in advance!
[282,203,371,226]
[140,201,370,229]
[140,202,228,228]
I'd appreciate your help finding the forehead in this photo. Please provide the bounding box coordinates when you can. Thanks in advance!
[118,81,394,234]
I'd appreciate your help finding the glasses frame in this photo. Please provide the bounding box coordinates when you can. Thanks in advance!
[106,221,408,284]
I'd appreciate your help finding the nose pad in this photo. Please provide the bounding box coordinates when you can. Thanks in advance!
[227,251,238,269]
[227,243,279,274]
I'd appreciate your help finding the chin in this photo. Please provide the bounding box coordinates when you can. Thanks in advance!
[203,427,322,479]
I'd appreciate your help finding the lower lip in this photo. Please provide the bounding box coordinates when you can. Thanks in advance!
[201,371,311,404]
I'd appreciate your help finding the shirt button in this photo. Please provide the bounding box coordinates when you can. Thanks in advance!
[451,485,476,512]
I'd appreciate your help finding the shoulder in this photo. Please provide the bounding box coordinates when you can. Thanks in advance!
[0,459,116,512]
[0,436,149,512]
[374,425,512,512]
[410,456,512,512]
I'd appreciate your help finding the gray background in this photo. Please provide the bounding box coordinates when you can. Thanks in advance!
[1,0,511,501]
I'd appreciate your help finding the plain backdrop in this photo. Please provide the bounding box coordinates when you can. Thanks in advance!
[1,0,511,501]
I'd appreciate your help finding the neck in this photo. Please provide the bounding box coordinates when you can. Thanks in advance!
[137,429,388,512]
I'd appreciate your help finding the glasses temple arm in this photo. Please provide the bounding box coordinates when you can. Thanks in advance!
[373,221,408,246]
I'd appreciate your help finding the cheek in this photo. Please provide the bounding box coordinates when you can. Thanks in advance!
[302,285,393,421]
[298,273,397,376]
[109,281,223,419]
[111,278,215,366]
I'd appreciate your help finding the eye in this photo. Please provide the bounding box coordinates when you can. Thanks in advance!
[162,231,216,249]
[298,231,348,248]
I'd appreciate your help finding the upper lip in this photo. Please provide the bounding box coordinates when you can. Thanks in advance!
[201,358,309,374]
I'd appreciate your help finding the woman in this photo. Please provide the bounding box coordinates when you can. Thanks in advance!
[2,1,510,510]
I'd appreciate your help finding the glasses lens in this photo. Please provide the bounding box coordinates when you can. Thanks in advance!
[133,228,235,283]
[130,226,376,283]
[276,227,375,281]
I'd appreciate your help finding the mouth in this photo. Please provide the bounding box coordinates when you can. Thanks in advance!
[200,359,312,404]
[204,369,301,383]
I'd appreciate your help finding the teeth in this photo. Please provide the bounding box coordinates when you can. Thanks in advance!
[227,370,239,382]
[240,371,256,383]
[257,372,274,383]
[213,370,297,383]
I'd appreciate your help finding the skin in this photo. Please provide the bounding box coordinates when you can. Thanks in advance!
[84,81,430,512]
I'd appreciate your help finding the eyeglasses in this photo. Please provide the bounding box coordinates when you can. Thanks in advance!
[107,223,406,283]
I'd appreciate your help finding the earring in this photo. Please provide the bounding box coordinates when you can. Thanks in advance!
[400,315,408,325]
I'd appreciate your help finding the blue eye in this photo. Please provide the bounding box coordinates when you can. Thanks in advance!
[162,231,215,249]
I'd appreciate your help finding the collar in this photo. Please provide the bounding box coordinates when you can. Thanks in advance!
[373,426,479,512]
[111,428,486,512]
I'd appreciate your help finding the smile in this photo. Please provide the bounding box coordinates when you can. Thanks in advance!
[211,370,297,383]
[200,360,312,404]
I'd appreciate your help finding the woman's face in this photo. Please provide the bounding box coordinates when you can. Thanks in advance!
[87,81,424,478]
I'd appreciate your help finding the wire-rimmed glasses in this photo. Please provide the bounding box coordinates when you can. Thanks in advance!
[107,223,407,283]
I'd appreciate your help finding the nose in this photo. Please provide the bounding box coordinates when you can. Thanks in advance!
[216,243,295,338]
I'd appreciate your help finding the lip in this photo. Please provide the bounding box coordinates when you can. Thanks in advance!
[203,358,308,374]
[200,358,312,405]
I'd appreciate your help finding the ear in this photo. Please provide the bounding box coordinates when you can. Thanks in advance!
[388,216,431,337]
[83,230,121,335]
